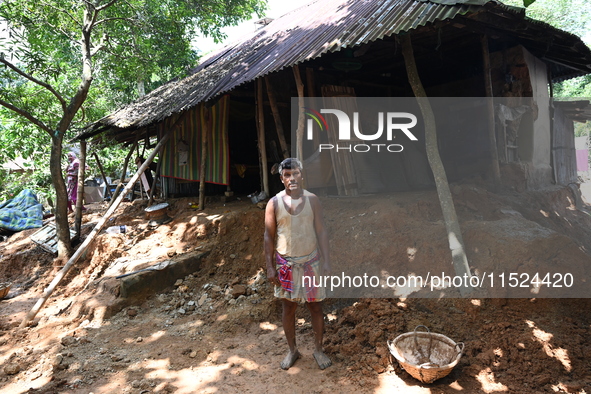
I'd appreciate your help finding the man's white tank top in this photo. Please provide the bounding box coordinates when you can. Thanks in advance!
[275,190,317,258]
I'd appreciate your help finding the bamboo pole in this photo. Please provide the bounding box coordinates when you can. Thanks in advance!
[147,155,162,206]
[199,106,209,210]
[400,34,472,295]
[108,137,138,209]
[481,35,501,192]
[306,67,319,147]
[74,140,87,239]
[93,152,112,199]
[264,76,289,159]
[256,78,269,196]
[20,131,172,328]
[293,66,305,161]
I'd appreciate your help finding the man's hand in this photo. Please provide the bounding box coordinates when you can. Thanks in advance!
[321,261,331,276]
[267,266,280,287]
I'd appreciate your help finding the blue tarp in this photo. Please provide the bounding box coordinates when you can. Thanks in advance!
[0,189,43,231]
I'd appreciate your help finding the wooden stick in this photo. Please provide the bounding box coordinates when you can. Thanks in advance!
[264,76,289,159]
[481,35,501,192]
[306,67,319,147]
[147,154,162,206]
[93,152,112,198]
[20,131,172,328]
[293,66,305,161]
[108,137,137,209]
[74,140,87,239]
[400,34,472,295]
[199,105,209,210]
[256,78,269,196]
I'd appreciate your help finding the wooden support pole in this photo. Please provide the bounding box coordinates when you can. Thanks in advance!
[147,155,162,206]
[74,140,87,239]
[256,78,269,196]
[481,35,502,192]
[306,67,319,147]
[199,106,209,210]
[264,76,289,159]
[21,131,172,328]
[400,34,472,295]
[293,66,305,161]
[93,152,112,199]
[108,138,137,209]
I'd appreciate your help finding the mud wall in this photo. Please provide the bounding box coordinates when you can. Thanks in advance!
[491,45,552,190]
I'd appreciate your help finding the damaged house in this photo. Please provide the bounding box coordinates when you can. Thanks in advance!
[77,0,591,199]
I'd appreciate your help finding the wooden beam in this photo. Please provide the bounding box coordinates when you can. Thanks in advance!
[108,137,137,210]
[264,76,289,159]
[293,65,305,161]
[481,35,502,192]
[400,33,473,295]
[256,79,269,196]
[74,140,87,239]
[93,152,112,199]
[199,106,209,210]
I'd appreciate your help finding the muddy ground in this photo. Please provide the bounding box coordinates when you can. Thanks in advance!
[1,182,591,393]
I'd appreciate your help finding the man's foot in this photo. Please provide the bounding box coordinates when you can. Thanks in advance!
[313,350,332,370]
[280,349,301,370]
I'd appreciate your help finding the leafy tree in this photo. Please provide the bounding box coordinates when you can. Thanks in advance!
[0,0,266,257]
[501,0,591,98]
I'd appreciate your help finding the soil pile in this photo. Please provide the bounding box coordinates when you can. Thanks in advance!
[1,183,590,393]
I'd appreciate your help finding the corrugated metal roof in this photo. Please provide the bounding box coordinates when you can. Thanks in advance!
[88,0,489,132]
[81,0,591,137]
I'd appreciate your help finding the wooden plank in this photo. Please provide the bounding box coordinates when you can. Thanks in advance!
[30,222,76,254]
[321,85,359,196]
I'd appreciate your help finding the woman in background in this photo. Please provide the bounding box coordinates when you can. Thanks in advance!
[65,152,80,213]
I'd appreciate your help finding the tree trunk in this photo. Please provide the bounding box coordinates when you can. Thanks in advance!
[51,134,72,257]
[400,34,472,295]
[21,132,172,328]
[74,140,87,238]
[50,5,95,258]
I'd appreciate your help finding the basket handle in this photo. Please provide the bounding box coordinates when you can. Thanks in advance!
[448,342,465,364]
[387,339,394,348]
[413,325,433,364]
[455,342,465,356]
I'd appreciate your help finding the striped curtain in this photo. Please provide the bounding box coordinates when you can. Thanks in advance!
[159,95,230,185]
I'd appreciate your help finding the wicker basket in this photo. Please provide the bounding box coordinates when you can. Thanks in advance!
[0,283,11,299]
[388,325,464,384]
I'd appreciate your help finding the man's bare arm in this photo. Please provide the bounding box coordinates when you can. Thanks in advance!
[310,194,330,273]
[264,197,280,285]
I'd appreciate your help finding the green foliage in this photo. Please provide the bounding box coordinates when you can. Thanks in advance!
[574,122,591,138]
[523,0,537,7]
[0,0,266,216]
[0,161,53,207]
[501,0,591,98]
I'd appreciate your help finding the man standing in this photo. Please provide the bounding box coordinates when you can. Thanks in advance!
[264,158,332,370]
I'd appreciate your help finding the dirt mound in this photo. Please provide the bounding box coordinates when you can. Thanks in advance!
[1,184,591,393]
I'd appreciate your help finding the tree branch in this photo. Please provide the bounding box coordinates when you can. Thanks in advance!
[38,1,81,28]
[0,56,68,112]
[0,99,52,134]
[96,0,121,12]
[90,33,108,56]
[93,16,136,27]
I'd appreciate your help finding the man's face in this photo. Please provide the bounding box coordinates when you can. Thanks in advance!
[280,167,303,192]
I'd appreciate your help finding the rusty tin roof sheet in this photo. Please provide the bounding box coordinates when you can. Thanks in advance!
[82,0,591,136]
